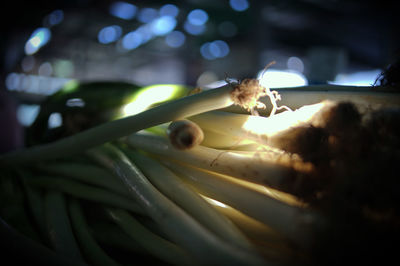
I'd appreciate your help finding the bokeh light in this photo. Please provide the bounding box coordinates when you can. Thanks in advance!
[287,56,304,73]
[66,98,86,107]
[150,16,177,36]
[110,1,137,20]
[16,104,40,126]
[138,8,158,23]
[45,9,64,26]
[187,9,208,26]
[21,56,35,72]
[200,40,230,60]
[330,69,382,86]
[258,69,308,88]
[38,62,53,76]
[184,21,206,35]
[159,4,179,17]
[229,0,249,12]
[48,112,63,128]
[98,25,122,44]
[197,71,219,87]
[25,28,52,55]
[122,31,143,50]
[165,31,186,48]
[54,59,74,78]
[136,25,153,43]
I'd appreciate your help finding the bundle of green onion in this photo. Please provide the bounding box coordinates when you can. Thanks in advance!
[1,79,399,266]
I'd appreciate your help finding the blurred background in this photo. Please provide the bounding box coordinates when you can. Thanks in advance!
[0,0,399,150]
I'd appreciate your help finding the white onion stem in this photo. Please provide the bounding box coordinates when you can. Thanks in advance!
[125,133,313,192]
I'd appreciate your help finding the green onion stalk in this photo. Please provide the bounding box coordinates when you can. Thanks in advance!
[0,83,265,165]
[87,144,266,265]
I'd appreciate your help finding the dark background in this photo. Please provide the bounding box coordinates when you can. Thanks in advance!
[1,0,399,86]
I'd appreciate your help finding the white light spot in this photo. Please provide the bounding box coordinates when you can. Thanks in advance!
[48,112,63,128]
[287,56,304,73]
[150,16,177,36]
[66,98,85,107]
[17,104,40,127]
[25,28,51,55]
[38,62,53,76]
[258,69,308,88]
[197,71,219,87]
[122,85,178,116]
[329,69,382,86]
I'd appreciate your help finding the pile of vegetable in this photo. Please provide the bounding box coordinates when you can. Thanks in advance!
[1,77,399,266]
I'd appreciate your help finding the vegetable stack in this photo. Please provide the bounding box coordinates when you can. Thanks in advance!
[1,78,399,266]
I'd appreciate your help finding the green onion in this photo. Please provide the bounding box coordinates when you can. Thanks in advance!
[44,191,83,260]
[37,162,128,196]
[88,144,266,265]
[162,160,317,247]
[1,83,262,165]
[69,199,120,266]
[90,221,145,254]
[125,133,312,192]
[20,176,49,244]
[200,127,258,150]
[224,85,400,114]
[0,217,86,266]
[188,102,328,148]
[27,176,143,214]
[105,207,193,265]
[123,149,255,251]
[166,119,204,149]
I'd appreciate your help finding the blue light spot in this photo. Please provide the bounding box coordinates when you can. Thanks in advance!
[211,40,230,58]
[165,31,185,48]
[17,104,40,126]
[98,25,122,44]
[184,21,206,35]
[25,27,51,55]
[229,0,249,12]
[151,16,176,36]
[110,1,137,20]
[209,43,220,57]
[48,10,64,26]
[138,8,158,23]
[160,4,179,17]
[48,112,63,128]
[5,73,20,91]
[187,9,208,26]
[200,40,230,60]
[122,31,143,50]
[136,25,153,43]
[200,43,214,60]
